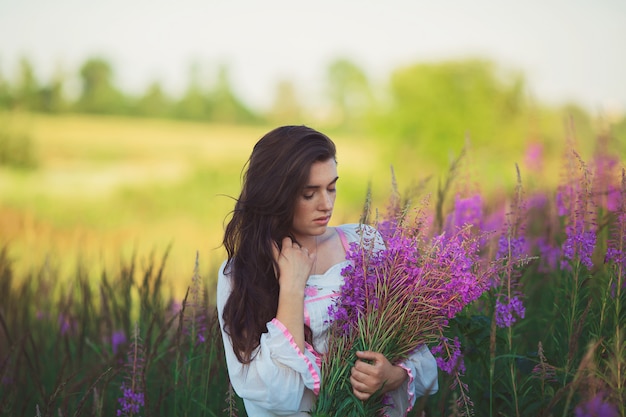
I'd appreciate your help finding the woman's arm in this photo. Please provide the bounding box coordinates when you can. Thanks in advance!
[217,259,320,414]
[273,237,316,352]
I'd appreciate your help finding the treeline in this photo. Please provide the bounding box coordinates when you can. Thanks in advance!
[1,55,624,166]
[0,57,259,124]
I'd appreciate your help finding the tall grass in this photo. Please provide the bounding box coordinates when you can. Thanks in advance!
[0,123,624,416]
[0,246,242,416]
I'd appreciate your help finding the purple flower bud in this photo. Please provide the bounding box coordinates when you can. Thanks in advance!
[116,383,145,416]
[111,330,126,355]
[495,295,525,328]
[432,336,465,375]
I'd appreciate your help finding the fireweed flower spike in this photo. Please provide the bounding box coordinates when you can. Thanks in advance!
[116,322,145,417]
[494,294,526,328]
[431,336,465,375]
[591,133,621,213]
[492,165,532,330]
[605,168,626,279]
[559,151,597,270]
[448,193,484,233]
[183,251,210,344]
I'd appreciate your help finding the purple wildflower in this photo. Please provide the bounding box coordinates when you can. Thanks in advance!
[182,252,210,345]
[432,336,465,375]
[496,235,528,262]
[116,383,145,416]
[495,295,526,328]
[605,169,626,275]
[556,187,571,217]
[330,236,381,335]
[112,330,126,355]
[606,185,621,212]
[116,323,145,417]
[448,194,483,232]
[430,232,485,318]
[535,237,560,274]
[558,151,598,270]
[531,341,557,383]
[58,313,78,336]
[524,142,544,172]
[591,136,621,213]
[574,392,619,417]
[605,247,625,268]
[377,219,398,242]
[527,192,548,211]
[562,229,597,270]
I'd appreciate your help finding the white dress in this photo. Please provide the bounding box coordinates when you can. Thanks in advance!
[216,223,439,416]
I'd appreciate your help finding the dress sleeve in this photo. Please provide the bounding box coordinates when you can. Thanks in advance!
[383,345,439,417]
[216,261,321,414]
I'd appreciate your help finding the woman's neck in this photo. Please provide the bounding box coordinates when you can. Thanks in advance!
[297,235,319,253]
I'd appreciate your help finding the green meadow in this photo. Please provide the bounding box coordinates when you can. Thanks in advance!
[0,113,406,297]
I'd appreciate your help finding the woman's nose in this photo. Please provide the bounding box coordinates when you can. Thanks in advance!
[320,192,333,210]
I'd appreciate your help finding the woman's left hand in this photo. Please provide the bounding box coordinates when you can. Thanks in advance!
[349,351,408,401]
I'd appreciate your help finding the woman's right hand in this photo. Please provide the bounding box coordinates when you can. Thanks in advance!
[272,237,316,295]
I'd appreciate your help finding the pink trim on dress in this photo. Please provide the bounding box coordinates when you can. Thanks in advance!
[270,318,321,395]
[303,305,311,327]
[336,226,350,251]
[305,293,338,304]
[306,342,322,370]
[398,362,415,414]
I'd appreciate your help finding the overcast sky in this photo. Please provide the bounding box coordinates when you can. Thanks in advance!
[1,0,624,114]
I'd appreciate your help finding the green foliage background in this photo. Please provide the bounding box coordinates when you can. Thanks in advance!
[0,55,624,293]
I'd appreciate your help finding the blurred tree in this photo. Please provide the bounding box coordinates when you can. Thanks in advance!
[325,58,374,131]
[379,59,528,165]
[0,67,11,109]
[77,57,125,113]
[174,62,211,120]
[134,80,171,118]
[267,79,303,124]
[210,65,258,124]
[14,57,41,110]
[39,65,68,113]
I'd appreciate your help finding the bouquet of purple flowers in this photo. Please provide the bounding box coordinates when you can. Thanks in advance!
[311,202,499,416]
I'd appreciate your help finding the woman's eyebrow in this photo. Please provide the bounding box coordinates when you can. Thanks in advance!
[303,176,339,190]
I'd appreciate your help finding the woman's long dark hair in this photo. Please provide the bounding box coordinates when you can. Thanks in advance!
[222,125,337,364]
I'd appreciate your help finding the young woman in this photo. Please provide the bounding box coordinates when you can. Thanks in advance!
[217,125,438,416]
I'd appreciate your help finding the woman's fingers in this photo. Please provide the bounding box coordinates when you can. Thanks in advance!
[273,237,316,290]
[350,351,409,398]
[350,351,403,399]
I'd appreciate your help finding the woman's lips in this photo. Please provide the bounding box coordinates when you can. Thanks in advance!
[314,216,330,225]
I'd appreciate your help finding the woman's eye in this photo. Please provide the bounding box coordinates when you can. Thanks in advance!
[303,194,314,200]
[328,188,336,193]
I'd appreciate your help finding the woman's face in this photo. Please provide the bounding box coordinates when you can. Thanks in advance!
[292,158,338,241]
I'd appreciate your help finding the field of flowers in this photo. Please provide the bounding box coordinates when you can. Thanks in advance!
[0,122,624,416]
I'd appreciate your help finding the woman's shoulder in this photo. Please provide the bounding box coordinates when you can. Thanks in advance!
[216,260,232,310]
